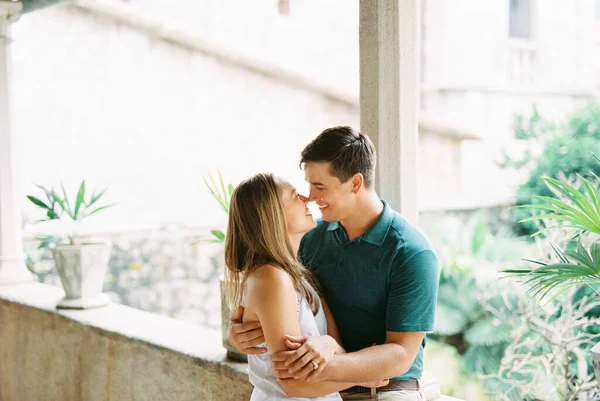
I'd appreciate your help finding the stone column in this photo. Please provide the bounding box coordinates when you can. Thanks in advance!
[0,0,32,284]
[359,0,420,224]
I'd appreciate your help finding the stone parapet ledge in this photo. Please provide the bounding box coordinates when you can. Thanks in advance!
[0,282,251,401]
[0,282,463,401]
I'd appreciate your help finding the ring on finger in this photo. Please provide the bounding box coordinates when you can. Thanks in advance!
[311,361,319,370]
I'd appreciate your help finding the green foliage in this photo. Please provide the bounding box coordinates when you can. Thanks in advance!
[502,102,600,236]
[499,145,600,399]
[499,104,552,170]
[482,295,600,401]
[462,344,506,376]
[506,243,600,301]
[470,215,488,256]
[429,217,522,396]
[429,216,515,351]
[26,180,114,246]
[195,170,235,244]
[434,268,479,337]
[519,174,600,235]
[203,170,234,215]
[431,258,520,397]
[428,212,600,400]
[573,285,600,329]
[503,172,600,301]
[463,320,512,348]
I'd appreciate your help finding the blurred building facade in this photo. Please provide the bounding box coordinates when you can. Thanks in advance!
[12,0,600,233]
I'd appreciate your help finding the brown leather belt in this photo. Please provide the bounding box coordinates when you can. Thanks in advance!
[342,379,419,394]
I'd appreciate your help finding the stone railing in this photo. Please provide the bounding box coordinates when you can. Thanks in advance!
[0,282,251,401]
[0,282,463,401]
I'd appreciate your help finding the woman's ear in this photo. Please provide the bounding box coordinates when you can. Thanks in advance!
[351,173,363,194]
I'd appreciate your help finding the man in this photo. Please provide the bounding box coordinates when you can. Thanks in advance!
[229,126,440,400]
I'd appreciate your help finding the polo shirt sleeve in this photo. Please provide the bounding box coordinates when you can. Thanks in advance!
[385,249,440,333]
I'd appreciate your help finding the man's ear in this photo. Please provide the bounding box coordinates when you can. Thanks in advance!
[351,173,363,194]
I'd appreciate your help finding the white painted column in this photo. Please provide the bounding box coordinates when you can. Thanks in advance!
[0,1,32,285]
[359,0,420,224]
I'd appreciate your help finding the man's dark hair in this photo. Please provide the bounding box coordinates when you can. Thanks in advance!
[300,126,377,188]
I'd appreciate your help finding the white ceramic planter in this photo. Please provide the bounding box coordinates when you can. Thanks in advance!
[51,242,111,309]
[591,342,600,387]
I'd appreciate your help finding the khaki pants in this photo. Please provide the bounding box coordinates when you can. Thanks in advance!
[340,389,425,401]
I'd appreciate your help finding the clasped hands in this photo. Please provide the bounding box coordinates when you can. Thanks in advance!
[228,306,336,383]
[271,336,389,388]
[229,306,389,388]
[271,334,338,383]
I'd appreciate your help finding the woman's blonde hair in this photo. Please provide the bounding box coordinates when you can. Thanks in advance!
[223,173,320,314]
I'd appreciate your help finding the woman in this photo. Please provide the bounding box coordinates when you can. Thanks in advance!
[223,173,384,400]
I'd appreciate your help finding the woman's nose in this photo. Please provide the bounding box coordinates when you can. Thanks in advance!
[299,194,309,204]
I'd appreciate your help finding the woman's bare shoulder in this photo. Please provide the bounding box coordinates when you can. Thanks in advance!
[243,264,295,310]
[246,264,292,287]
[246,264,294,294]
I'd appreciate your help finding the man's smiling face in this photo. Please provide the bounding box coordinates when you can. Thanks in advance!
[304,162,355,223]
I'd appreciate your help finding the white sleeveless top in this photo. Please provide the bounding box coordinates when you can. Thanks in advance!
[247,294,343,401]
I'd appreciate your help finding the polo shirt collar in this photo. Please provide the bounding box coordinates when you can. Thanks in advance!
[325,200,393,246]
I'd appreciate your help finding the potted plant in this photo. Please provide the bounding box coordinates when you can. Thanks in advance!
[199,171,246,361]
[26,180,115,309]
[502,170,600,388]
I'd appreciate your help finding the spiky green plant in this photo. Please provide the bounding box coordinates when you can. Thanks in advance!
[26,180,114,247]
[502,170,600,301]
[201,170,235,243]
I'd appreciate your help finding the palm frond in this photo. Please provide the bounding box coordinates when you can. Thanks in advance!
[505,263,600,302]
[520,174,600,236]
[550,242,570,264]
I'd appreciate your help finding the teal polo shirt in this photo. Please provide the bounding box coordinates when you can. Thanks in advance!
[299,200,440,380]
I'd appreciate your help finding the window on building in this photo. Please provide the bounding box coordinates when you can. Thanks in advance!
[509,0,532,39]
